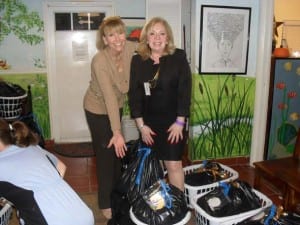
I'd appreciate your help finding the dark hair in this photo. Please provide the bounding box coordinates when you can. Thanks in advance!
[0,119,39,147]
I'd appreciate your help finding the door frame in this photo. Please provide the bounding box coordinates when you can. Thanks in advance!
[43,1,115,142]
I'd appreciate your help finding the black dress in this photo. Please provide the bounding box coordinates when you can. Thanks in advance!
[128,49,192,160]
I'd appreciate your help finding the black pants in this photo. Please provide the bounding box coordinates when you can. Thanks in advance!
[85,110,122,209]
[0,181,48,225]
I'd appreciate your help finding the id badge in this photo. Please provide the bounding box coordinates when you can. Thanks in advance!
[144,82,151,96]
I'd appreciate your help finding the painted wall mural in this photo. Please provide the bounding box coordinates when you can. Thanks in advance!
[0,0,45,71]
[0,73,50,139]
[189,74,256,160]
[0,0,49,138]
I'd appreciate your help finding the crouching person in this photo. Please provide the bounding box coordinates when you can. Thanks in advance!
[0,119,94,225]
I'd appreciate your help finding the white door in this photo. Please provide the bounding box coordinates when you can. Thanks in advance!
[44,1,114,143]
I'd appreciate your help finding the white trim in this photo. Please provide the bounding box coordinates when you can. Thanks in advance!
[250,0,274,164]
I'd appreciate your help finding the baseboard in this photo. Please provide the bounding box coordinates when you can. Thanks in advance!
[44,139,55,151]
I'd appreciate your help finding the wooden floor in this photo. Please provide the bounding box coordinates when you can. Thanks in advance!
[7,142,285,225]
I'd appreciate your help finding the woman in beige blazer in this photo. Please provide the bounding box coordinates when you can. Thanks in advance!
[83,16,136,219]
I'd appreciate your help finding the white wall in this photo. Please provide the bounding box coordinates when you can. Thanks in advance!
[146,0,192,62]
[146,0,185,49]
[115,0,145,17]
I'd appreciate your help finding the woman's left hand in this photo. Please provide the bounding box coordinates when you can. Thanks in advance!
[167,122,184,144]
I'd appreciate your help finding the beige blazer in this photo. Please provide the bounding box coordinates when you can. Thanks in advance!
[83,41,136,133]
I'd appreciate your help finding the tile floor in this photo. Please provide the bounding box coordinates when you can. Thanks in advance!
[50,145,284,225]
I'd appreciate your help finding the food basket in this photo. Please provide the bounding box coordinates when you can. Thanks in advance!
[191,189,272,225]
[0,201,13,225]
[0,94,27,120]
[183,163,239,208]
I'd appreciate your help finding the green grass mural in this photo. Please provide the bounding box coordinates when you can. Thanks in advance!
[0,73,50,139]
[189,74,256,160]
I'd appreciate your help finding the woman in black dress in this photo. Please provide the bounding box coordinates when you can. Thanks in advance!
[128,17,192,191]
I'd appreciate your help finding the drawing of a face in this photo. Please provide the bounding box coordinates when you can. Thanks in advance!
[218,39,233,60]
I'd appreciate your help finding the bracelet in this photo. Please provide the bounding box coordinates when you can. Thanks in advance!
[175,119,185,126]
[139,124,145,130]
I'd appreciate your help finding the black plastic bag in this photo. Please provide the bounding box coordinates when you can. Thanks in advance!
[0,81,26,97]
[237,205,300,225]
[197,180,261,217]
[185,161,230,186]
[121,139,140,171]
[132,180,189,225]
[108,189,135,225]
[116,144,164,204]
[109,140,140,225]
[110,140,163,225]
[276,213,300,225]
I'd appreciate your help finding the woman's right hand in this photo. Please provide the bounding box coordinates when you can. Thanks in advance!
[140,125,156,146]
[107,130,127,158]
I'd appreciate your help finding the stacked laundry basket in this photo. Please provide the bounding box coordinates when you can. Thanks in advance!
[0,198,13,225]
[182,161,273,225]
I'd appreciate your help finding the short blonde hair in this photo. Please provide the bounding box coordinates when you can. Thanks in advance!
[137,17,176,60]
[96,16,126,50]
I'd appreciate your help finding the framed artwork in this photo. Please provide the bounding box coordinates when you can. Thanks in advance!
[121,17,145,42]
[199,5,251,74]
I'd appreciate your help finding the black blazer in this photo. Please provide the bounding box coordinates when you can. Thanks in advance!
[129,49,191,125]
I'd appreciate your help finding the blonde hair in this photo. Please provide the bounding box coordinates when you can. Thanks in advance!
[137,17,176,60]
[96,16,126,50]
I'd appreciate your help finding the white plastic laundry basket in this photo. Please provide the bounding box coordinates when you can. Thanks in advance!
[183,163,239,208]
[129,207,191,225]
[0,203,13,225]
[191,189,272,225]
[0,93,27,120]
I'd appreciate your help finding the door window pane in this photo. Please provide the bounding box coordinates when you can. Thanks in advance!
[73,12,105,30]
[55,12,105,31]
[73,13,88,30]
[55,13,71,31]
[90,13,106,30]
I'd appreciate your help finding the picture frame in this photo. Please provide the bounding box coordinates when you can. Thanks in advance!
[121,17,145,42]
[199,5,251,74]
